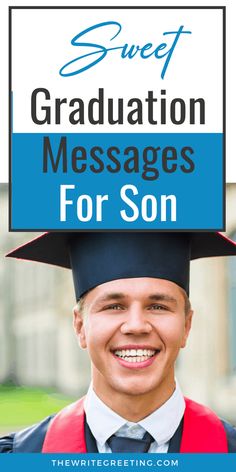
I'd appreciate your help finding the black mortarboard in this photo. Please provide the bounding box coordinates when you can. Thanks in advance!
[6,232,236,299]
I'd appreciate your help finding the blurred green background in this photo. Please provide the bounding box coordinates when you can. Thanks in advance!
[0,383,76,434]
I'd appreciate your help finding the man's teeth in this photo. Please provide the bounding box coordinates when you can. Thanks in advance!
[114,348,156,362]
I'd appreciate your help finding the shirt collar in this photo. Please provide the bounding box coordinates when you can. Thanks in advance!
[138,381,185,445]
[84,385,126,447]
[84,381,185,447]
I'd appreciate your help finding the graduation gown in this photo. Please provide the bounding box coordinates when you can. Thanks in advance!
[1,398,236,453]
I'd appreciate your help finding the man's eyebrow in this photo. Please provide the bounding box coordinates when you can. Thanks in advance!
[93,293,177,305]
[148,294,177,305]
[94,293,126,304]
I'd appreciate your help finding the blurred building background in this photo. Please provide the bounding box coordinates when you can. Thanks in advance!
[0,183,236,424]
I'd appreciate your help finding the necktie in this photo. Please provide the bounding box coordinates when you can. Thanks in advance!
[107,431,154,453]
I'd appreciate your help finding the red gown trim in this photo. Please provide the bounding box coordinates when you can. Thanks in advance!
[42,396,228,453]
[180,398,228,452]
[42,397,87,453]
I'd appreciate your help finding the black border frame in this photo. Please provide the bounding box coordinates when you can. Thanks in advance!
[9,6,226,232]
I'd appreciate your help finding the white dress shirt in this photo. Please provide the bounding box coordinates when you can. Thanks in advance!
[84,381,185,453]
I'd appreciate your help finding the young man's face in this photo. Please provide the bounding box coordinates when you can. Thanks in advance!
[74,277,192,404]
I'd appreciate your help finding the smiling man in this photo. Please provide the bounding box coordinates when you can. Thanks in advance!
[1,232,236,453]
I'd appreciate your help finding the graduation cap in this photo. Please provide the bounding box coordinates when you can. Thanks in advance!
[6,232,236,299]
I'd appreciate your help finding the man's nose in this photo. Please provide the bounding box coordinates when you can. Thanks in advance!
[120,305,152,335]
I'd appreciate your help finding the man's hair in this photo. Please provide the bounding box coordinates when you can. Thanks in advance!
[180,288,192,315]
[77,296,86,316]
[77,286,192,316]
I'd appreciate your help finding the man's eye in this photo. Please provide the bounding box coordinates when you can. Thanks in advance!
[105,304,123,311]
[149,304,168,311]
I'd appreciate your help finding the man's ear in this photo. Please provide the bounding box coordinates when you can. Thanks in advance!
[181,310,194,348]
[73,305,87,349]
